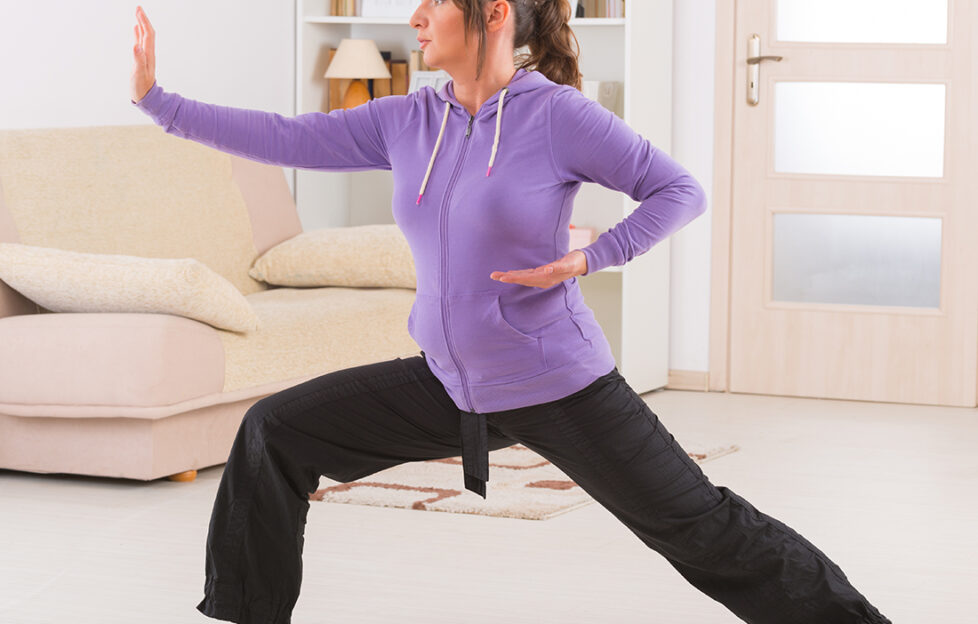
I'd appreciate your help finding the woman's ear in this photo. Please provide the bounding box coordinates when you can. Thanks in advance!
[486,0,511,34]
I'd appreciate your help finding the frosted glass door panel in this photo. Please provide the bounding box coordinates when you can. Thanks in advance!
[772,213,942,308]
[774,82,945,177]
[777,0,948,44]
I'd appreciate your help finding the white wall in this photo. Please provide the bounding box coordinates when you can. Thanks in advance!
[670,0,716,373]
[0,0,295,190]
[0,0,716,374]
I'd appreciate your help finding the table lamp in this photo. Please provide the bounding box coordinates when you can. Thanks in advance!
[323,38,392,109]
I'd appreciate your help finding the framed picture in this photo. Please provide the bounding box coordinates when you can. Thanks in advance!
[360,0,417,18]
[409,70,452,94]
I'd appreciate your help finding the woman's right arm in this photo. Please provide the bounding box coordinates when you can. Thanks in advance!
[130,6,400,171]
[133,82,404,171]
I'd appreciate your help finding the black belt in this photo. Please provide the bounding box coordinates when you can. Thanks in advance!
[459,409,489,499]
[419,352,489,499]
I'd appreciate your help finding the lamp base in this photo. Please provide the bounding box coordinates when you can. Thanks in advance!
[342,80,371,109]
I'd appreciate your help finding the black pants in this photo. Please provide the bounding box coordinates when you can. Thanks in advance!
[195,353,891,624]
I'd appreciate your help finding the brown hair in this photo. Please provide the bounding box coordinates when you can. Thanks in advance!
[453,0,582,90]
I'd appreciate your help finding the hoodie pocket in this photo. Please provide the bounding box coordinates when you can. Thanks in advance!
[407,294,455,381]
[446,292,547,384]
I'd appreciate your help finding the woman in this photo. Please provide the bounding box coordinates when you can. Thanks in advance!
[131,2,891,623]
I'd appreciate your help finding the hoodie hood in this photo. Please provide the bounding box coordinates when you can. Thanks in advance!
[416,67,550,205]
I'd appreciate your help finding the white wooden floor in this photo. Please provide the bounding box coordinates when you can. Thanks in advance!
[1,388,975,623]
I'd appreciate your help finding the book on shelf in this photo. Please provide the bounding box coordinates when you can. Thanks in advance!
[330,0,415,17]
[329,0,356,16]
[577,0,625,19]
[409,49,431,73]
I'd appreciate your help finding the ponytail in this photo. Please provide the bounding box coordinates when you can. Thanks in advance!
[455,0,583,90]
[514,0,582,90]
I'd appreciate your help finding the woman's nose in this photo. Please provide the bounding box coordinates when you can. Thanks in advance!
[410,4,425,28]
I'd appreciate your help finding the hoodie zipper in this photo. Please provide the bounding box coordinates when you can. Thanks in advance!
[440,112,477,412]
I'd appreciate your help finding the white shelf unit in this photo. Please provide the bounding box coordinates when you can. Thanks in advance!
[294,0,673,394]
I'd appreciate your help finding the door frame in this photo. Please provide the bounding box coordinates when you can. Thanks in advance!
[709,1,737,392]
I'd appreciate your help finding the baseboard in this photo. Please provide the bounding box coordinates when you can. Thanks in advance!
[666,369,710,392]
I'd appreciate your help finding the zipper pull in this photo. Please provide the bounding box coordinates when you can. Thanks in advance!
[466,114,473,137]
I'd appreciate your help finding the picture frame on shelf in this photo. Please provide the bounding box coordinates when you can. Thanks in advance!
[408,70,452,94]
[581,80,623,118]
[360,0,417,18]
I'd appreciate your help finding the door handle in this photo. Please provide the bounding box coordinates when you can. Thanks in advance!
[747,55,784,64]
[747,34,783,106]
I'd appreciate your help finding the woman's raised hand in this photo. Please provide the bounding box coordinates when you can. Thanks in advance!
[130,5,156,103]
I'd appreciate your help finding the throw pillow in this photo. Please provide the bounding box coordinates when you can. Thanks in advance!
[249,224,416,289]
[0,243,259,333]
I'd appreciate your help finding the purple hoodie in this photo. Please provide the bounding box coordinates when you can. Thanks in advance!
[132,67,706,416]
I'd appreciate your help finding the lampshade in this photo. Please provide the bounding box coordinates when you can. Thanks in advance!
[323,39,392,79]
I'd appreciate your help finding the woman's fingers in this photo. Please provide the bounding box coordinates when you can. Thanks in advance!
[138,7,154,44]
[134,11,143,50]
[490,253,584,288]
[137,6,155,66]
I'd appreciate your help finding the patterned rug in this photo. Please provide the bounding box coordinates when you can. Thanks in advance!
[309,442,739,520]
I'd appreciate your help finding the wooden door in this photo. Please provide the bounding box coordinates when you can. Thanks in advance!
[728,0,978,406]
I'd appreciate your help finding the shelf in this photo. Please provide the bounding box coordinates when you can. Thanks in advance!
[303,16,625,26]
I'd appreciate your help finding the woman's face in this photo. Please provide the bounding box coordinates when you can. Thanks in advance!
[410,0,469,72]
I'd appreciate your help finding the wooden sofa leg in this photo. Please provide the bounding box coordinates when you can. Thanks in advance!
[167,469,198,482]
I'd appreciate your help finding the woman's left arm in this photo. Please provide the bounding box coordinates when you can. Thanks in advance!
[491,86,708,288]
[547,87,707,276]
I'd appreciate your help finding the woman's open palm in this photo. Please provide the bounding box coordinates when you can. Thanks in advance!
[490,250,589,289]
[130,6,156,103]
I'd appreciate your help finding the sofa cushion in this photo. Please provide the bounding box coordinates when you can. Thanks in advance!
[248,224,416,289]
[0,312,225,415]
[0,243,260,333]
[218,286,420,392]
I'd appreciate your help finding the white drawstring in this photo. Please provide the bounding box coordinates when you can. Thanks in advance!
[416,101,452,205]
[416,87,509,205]
[487,87,508,177]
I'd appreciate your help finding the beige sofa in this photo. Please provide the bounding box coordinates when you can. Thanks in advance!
[0,125,420,482]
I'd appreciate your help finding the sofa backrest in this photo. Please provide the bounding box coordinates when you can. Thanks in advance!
[0,124,303,320]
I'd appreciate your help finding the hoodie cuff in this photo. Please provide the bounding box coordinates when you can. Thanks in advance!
[579,234,623,276]
[131,80,164,114]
